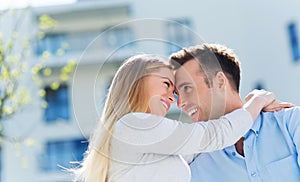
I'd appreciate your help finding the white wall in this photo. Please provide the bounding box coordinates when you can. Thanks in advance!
[130,0,300,104]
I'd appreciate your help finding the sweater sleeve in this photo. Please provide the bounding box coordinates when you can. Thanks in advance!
[113,108,252,155]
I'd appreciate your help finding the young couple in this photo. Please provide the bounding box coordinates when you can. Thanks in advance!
[74,44,300,182]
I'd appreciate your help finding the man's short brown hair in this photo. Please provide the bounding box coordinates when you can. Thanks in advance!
[169,43,241,92]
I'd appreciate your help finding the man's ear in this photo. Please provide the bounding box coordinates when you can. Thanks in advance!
[214,71,227,91]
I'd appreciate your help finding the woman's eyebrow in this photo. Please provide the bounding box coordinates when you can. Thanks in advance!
[160,76,174,87]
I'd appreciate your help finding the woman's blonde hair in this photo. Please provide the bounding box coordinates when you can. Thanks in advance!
[74,54,171,182]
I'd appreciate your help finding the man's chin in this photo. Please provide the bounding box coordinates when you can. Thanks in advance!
[190,114,200,122]
[193,115,209,122]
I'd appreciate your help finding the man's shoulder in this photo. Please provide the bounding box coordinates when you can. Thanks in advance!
[276,106,300,113]
[261,106,300,119]
[259,107,300,133]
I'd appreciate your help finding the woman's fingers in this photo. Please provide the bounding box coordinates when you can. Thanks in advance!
[262,100,295,112]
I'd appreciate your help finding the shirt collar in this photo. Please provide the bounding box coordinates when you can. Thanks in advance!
[244,112,263,138]
[224,112,263,154]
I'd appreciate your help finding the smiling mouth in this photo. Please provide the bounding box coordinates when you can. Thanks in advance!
[161,100,169,111]
[187,107,198,116]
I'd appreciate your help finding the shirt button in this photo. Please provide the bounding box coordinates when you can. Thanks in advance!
[231,152,236,156]
[251,171,257,177]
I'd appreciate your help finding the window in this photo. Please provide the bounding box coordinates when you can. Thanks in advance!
[288,22,300,62]
[166,18,194,55]
[36,28,135,56]
[44,84,70,122]
[36,33,68,56]
[36,32,98,56]
[39,138,88,172]
[66,31,98,53]
[104,27,135,49]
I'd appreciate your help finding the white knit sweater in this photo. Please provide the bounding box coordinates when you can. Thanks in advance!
[108,108,252,182]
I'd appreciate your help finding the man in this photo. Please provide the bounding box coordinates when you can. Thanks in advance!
[169,44,300,182]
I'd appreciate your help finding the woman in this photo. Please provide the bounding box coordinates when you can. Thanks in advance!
[74,55,287,182]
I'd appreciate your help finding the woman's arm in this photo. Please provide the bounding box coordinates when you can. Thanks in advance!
[244,89,294,117]
[113,90,276,155]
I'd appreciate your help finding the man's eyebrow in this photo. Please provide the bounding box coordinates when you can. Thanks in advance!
[177,82,192,90]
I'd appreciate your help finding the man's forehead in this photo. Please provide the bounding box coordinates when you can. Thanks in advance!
[174,61,205,88]
[174,67,194,87]
[175,58,201,72]
[175,60,199,77]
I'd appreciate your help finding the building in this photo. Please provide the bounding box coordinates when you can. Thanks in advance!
[1,0,300,181]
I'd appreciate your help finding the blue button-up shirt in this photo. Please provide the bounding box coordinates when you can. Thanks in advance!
[190,107,300,182]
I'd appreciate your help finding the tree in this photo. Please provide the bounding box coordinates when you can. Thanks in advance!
[0,7,76,140]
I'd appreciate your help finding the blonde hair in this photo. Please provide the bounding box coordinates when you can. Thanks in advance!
[74,54,171,182]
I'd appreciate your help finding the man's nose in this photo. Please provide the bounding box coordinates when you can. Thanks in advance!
[177,94,186,108]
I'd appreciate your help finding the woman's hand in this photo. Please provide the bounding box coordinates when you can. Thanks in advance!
[245,89,275,107]
[245,89,294,112]
[261,100,295,112]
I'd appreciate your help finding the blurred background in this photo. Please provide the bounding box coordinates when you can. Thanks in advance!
[0,0,300,181]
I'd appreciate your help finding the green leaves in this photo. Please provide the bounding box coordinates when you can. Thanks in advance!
[38,14,56,30]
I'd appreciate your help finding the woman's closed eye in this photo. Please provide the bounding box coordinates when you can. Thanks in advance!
[163,80,175,94]
[164,81,171,87]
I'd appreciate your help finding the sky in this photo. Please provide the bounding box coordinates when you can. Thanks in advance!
[0,0,76,10]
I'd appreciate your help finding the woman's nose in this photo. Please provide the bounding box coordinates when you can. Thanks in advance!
[167,92,176,103]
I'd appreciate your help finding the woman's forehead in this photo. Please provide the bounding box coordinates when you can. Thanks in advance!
[153,67,174,80]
